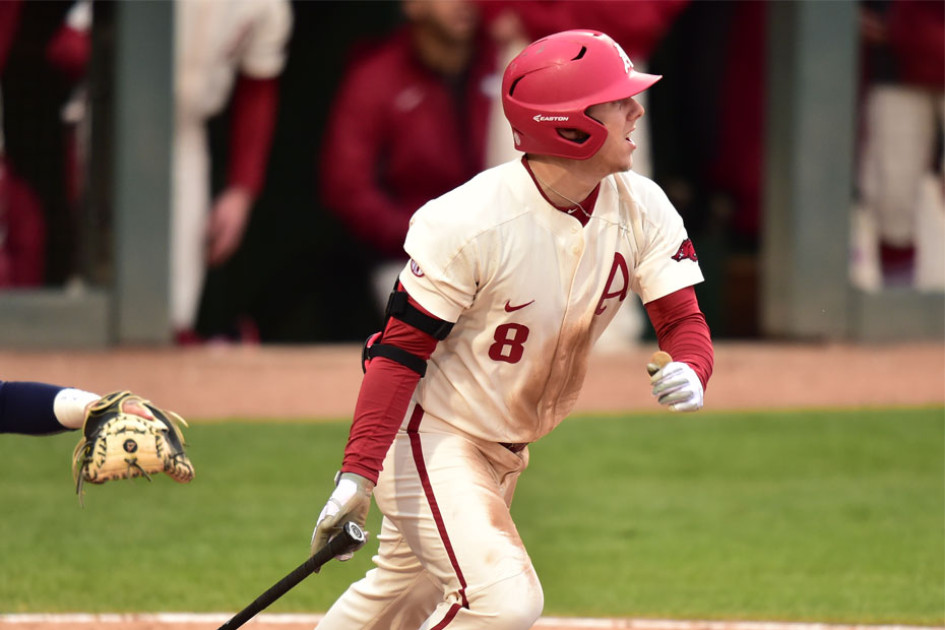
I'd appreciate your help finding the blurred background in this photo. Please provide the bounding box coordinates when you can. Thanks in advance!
[0,0,942,349]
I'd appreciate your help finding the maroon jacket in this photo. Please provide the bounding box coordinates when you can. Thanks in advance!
[477,0,689,62]
[319,29,498,259]
[0,160,46,288]
[887,0,945,89]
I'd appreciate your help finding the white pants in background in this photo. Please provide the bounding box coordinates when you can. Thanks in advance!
[854,84,945,290]
[171,115,211,332]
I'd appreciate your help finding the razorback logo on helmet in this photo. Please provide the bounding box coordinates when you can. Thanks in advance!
[671,239,698,263]
[410,259,425,277]
[613,41,633,75]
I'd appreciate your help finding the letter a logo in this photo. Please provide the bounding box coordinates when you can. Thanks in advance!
[595,253,630,315]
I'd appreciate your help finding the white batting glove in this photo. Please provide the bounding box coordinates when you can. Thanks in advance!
[648,361,704,412]
[311,472,374,560]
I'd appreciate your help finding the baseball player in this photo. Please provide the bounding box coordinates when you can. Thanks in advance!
[310,30,714,629]
[172,0,292,342]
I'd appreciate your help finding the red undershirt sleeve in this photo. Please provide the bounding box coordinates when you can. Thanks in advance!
[227,75,279,197]
[644,286,714,390]
[340,290,441,483]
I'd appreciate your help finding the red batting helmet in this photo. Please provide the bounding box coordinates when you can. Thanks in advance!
[501,30,661,160]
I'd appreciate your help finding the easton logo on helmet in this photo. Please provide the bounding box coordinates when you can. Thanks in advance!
[533,114,569,122]
[671,239,698,262]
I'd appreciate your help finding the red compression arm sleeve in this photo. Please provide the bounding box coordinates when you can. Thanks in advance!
[341,291,441,483]
[644,286,714,389]
[227,75,279,196]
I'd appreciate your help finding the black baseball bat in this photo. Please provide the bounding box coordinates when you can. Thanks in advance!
[217,521,366,630]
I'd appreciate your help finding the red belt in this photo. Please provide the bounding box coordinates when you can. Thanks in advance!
[500,442,528,453]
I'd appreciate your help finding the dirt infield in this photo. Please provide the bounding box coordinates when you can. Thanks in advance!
[2,340,943,421]
[1,340,943,630]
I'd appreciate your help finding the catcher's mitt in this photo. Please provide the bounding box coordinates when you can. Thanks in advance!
[72,391,195,501]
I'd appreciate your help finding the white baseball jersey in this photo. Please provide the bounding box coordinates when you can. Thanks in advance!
[174,0,291,121]
[399,158,703,446]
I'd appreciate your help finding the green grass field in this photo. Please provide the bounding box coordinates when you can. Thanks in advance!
[0,407,942,625]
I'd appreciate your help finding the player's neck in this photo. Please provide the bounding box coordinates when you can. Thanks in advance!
[526,156,600,207]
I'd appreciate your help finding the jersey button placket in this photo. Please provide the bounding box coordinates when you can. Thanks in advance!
[570,223,582,254]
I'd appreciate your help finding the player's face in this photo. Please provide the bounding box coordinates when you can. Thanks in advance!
[585,96,645,175]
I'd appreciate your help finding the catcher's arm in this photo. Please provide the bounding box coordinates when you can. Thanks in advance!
[72,391,195,503]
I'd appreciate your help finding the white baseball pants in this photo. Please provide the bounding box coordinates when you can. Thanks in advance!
[171,114,211,332]
[315,406,543,629]
[858,84,945,247]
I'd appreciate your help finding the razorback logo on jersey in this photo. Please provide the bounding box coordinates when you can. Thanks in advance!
[671,239,698,263]
[409,259,424,277]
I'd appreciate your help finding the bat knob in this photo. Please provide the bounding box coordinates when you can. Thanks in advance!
[343,521,366,547]
[647,351,673,376]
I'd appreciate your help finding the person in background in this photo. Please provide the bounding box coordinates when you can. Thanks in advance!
[0,0,88,287]
[319,0,498,317]
[855,0,944,289]
[0,154,46,288]
[172,0,293,343]
[1,0,295,338]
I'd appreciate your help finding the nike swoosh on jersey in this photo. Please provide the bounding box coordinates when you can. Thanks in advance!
[504,299,535,312]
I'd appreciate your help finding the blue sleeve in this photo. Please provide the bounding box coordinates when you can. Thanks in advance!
[0,380,70,435]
